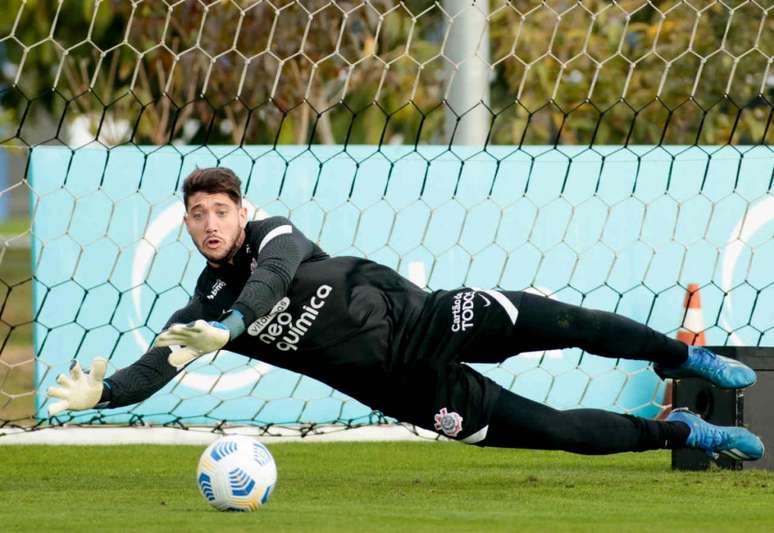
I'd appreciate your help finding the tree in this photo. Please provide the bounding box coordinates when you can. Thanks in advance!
[1,0,771,147]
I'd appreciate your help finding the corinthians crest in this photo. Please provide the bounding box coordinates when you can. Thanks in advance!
[434,407,463,437]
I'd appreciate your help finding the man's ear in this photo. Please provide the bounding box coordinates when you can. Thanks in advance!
[239,205,248,227]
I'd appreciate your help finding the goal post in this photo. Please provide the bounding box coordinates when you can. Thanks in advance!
[1,0,773,437]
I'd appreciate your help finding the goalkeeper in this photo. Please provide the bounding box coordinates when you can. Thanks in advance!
[48,167,764,461]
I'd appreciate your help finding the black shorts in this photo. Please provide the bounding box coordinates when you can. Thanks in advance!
[385,288,527,442]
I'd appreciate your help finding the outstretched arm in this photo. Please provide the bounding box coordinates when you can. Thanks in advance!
[46,298,207,415]
[97,345,179,409]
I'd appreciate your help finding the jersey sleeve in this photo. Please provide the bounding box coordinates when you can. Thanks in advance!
[98,296,206,409]
[230,216,321,326]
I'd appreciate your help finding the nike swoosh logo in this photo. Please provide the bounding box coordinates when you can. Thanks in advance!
[477,293,491,306]
[473,288,519,325]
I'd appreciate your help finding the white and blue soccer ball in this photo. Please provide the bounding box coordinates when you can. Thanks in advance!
[196,435,277,511]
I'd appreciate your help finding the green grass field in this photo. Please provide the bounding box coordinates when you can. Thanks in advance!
[1,442,773,532]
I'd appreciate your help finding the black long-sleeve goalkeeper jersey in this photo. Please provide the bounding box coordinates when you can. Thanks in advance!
[102,216,430,413]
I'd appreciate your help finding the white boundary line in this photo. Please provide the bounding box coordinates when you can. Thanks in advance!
[0,425,445,445]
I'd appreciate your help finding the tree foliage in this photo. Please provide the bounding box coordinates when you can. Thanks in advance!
[1,0,772,147]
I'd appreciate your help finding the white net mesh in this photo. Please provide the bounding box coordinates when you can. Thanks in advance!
[0,0,773,433]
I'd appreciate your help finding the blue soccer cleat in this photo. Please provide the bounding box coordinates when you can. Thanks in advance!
[655,346,756,389]
[667,408,764,461]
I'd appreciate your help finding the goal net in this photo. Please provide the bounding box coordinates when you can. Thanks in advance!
[1,0,772,436]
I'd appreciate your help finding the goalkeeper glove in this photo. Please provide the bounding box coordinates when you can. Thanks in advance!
[155,310,245,368]
[154,320,231,368]
[46,358,108,416]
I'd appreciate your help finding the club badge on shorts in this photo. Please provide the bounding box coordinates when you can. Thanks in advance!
[434,407,463,437]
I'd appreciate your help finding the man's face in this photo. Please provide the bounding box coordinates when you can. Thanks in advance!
[184,192,247,265]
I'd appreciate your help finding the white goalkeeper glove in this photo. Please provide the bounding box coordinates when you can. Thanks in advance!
[154,320,230,368]
[46,358,108,416]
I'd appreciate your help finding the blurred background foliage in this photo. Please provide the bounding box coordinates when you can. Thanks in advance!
[1,0,773,148]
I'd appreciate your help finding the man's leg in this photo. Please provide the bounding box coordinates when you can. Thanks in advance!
[504,292,755,388]
[424,288,753,389]
[479,388,690,454]
[508,291,688,367]
[479,389,763,460]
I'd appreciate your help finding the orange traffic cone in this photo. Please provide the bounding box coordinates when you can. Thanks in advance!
[659,283,706,419]
[676,283,706,347]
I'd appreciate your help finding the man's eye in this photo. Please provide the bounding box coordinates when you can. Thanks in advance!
[192,213,203,220]
[217,211,227,217]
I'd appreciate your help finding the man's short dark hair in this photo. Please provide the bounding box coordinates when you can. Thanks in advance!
[182,167,243,209]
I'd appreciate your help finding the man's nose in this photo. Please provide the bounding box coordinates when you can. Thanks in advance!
[204,213,219,231]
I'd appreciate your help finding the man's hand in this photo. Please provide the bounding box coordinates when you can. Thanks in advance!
[47,358,108,416]
[154,320,230,368]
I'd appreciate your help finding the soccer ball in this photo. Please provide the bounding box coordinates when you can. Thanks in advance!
[196,435,277,511]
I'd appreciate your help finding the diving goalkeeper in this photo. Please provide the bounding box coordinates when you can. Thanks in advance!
[47,167,764,460]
